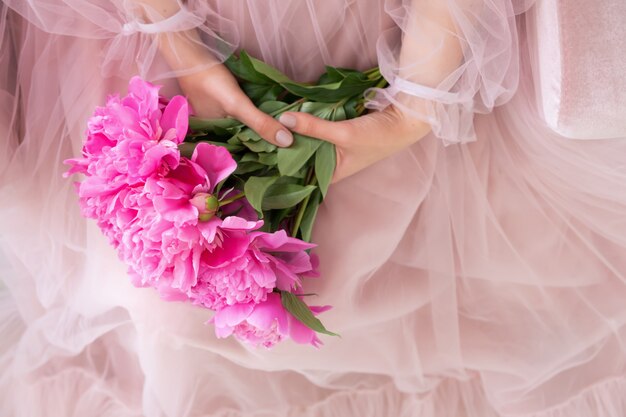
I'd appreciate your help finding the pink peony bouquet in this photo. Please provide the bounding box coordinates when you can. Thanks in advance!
[65,77,331,348]
[66,53,386,347]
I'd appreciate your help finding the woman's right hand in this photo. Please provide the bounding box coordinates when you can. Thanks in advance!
[177,63,294,148]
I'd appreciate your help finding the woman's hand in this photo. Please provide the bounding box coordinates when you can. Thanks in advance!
[278,105,431,183]
[177,64,294,147]
[146,10,293,148]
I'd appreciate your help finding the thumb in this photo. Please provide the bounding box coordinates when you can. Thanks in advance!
[278,112,350,146]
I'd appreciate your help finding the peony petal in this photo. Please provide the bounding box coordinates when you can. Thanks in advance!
[273,250,314,274]
[214,324,235,339]
[157,283,190,302]
[251,230,316,252]
[213,303,254,327]
[271,260,301,291]
[219,196,258,222]
[172,253,197,291]
[160,95,189,144]
[196,217,221,243]
[246,294,285,331]
[126,76,160,118]
[287,313,318,346]
[309,305,332,314]
[63,158,89,176]
[220,216,263,231]
[191,143,237,191]
[167,159,206,192]
[139,142,180,177]
[252,262,277,288]
[202,230,250,268]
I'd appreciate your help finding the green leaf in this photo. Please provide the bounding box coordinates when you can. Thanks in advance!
[243,83,284,105]
[315,142,336,198]
[273,175,301,186]
[244,176,278,214]
[299,188,321,242]
[240,152,259,162]
[224,52,274,85]
[189,117,242,132]
[317,66,346,85]
[213,125,241,137]
[236,129,262,142]
[289,166,309,179]
[282,75,378,102]
[318,66,370,85]
[344,97,360,119]
[240,51,293,85]
[215,142,246,153]
[243,139,277,153]
[258,100,289,115]
[257,152,277,166]
[280,291,338,337]
[179,141,244,158]
[178,142,196,159]
[277,134,323,176]
[234,161,266,175]
[262,184,316,210]
[332,106,347,122]
[268,207,293,231]
[300,102,335,120]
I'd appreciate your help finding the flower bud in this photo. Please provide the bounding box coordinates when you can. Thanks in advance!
[190,193,219,221]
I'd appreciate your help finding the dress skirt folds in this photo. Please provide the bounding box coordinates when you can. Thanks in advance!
[1,1,626,416]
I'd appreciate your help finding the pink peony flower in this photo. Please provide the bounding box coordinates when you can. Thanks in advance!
[64,76,190,246]
[249,230,318,290]
[66,77,188,183]
[115,144,262,294]
[189,229,317,310]
[212,292,330,348]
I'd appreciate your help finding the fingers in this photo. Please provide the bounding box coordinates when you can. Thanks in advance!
[227,95,294,148]
[278,112,351,145]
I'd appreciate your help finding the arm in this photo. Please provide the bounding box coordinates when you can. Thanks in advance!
[130,0,295,147]
[279,0,465,182]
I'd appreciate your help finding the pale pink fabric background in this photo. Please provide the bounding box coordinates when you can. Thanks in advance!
[528,0,626,139]
[1,1,626,416]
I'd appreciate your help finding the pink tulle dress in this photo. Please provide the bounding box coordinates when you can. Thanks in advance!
[1,1,626,416]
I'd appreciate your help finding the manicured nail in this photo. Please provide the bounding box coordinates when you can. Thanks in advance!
[275,130,293,147]
[279,113,297,129]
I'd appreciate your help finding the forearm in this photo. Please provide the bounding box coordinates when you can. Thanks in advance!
[130,0,218,73]
[399,0,464,88]
[390,0,467,139]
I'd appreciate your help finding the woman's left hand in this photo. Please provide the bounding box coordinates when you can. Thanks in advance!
[278,105,431,183]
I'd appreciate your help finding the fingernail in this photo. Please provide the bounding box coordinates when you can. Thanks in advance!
[279,113,297,129]
[275,130,293,147]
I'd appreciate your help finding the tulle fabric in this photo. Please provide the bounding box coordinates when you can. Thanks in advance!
[2,1,626,416]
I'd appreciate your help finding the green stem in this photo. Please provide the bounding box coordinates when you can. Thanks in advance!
[373,75,388,89]
[292,173,317,238]
[219,192,245,206]
[291,167,317,237]
[363,67,381,78]
[354,73,389,115]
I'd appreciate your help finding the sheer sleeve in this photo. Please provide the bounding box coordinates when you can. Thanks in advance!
[369,0,534,145]
[3,0,238,80]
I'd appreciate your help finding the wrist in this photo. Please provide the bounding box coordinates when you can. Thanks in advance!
[389,104,432,146]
